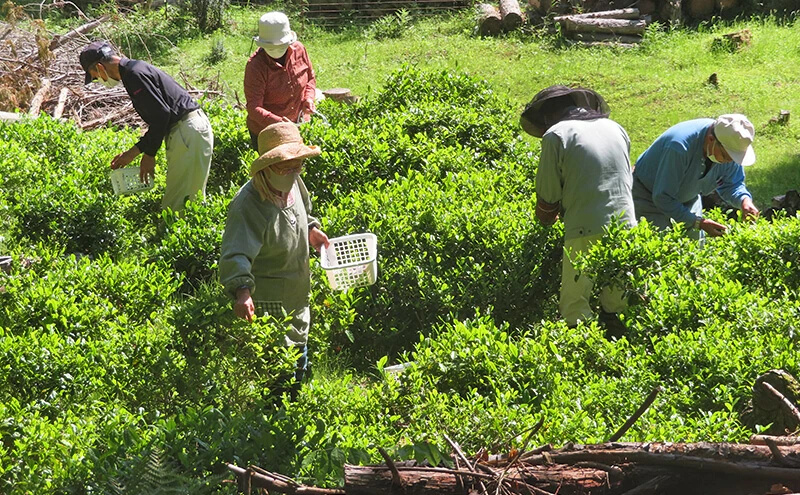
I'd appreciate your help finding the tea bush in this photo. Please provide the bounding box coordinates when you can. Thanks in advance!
[5,63,800,495]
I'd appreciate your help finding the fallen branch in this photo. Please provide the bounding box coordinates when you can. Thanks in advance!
[607,386,662,442]
[53,86,69,118]
[28,77,51,115]
[48,15,108,51]
[227,464,345,495]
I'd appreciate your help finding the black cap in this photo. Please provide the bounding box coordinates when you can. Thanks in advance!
[79,41,116,84]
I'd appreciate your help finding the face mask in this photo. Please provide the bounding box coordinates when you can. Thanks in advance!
[706,140,722,164]
[266,169,298,193]
[97,64,120,88]
[264,44,289,59]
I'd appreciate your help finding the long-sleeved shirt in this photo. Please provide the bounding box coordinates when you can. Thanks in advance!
[219,178,320,346]
[244,43,316,135]
[536,118,637,240]
[118,58,199,157]
[632,118,752,225]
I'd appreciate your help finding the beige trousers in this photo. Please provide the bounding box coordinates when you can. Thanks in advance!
[560,233,628,326]
[163,109,214,212]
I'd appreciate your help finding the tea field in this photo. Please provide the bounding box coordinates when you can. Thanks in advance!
[1,7,800,494]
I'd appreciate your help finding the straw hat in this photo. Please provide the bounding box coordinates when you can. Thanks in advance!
[250,122,320,176]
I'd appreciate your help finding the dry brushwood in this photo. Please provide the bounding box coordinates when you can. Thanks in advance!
[0,15,226,131]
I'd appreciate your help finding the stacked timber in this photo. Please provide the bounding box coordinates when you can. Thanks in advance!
[477,0,525,36]
[554,8,649,47]
[528,0,744,24]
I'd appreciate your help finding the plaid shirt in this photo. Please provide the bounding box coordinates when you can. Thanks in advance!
[244,42,316,135]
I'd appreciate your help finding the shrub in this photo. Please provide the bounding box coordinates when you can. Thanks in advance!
[148,192,231,293]
[366,9,412,40]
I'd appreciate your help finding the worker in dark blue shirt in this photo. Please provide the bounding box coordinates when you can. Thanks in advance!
[79,41,214,212]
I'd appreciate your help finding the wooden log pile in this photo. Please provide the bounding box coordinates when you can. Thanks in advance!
[226,374,800,495]
[476,0,525,36]
[554,8,650,47]
[527,0,745,26]
[228,439,800,495]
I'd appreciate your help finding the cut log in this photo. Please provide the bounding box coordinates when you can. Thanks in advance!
[322,88,359,104]
[554,8,640,21]
[53,87,69,119]
[687,0,714,18]
[477,3,502,36]
[499,0,524,31]
[562,17,646,35]
[28,78,51,116]
[570,32,643,43]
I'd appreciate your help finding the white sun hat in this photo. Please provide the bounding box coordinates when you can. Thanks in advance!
[254,12,297,48]
[714,114,756,166]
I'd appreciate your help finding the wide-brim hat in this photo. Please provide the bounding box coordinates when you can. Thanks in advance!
[253,12,297,48]
[521,85,609,125]
[250,122,321,176]
[714,113,756,166]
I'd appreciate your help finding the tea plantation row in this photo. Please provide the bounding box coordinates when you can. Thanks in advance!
[1,66,799,493]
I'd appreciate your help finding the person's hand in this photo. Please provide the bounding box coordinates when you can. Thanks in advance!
[110,146,140,170]
[300,99,315,122]
[309,226,329,253]
[741,197,760,221]
[698,218,728,237]
[139,154,156,184]
[234,287,255,323]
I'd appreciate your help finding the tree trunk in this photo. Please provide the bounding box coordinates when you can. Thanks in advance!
[716,0,739,8]
[527,0,551,14]
[638,0,656,15]
[499,0,524,31]
[562,17,647,35]
[477,3,502,36]
[659,0,682,25]
[687,0,714,18]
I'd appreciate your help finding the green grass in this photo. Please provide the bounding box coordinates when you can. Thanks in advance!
[143,8,800,206]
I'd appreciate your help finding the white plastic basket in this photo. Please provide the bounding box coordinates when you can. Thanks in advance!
[320,233,378,291]
[111,166,154,195]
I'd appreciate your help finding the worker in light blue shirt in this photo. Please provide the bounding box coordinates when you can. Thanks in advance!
[632,114,759,239]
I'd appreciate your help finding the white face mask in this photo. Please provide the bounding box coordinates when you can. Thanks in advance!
[266,169,299,193]
[263,44,289,59]
[97,64,120,88]
[706,140,722,164]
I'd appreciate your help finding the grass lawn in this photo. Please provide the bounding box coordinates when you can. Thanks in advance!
[99,7,800,206]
